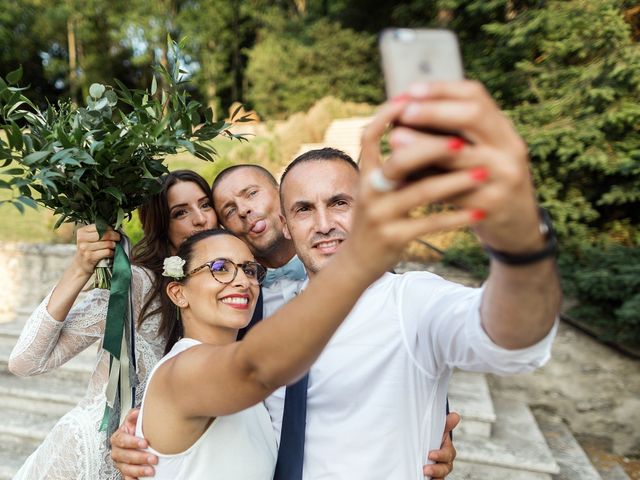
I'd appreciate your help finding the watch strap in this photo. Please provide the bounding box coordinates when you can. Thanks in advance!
[483,207,558,266]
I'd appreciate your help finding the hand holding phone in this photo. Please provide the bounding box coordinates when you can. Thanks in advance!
[380,28,465,182]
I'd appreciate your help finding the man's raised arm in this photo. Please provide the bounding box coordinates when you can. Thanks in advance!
[373,80,560,349]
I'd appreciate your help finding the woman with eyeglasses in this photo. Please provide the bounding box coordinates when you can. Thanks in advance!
[9,170,218,480]
[132,203,415,479]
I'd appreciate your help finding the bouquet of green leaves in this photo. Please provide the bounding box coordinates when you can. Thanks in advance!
[0,39,250,287]
[0,38,252,434]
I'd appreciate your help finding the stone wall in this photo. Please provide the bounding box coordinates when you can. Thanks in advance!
[0,242,76,321]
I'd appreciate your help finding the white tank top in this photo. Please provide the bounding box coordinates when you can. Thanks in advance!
[136,338,277,479]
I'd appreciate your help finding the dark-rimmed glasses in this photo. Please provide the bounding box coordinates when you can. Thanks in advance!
[186,258,267,286]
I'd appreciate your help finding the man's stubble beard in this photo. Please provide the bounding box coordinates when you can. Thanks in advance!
[250,228,288,263]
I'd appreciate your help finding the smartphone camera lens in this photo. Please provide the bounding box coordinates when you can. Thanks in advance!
[394,29,416,42]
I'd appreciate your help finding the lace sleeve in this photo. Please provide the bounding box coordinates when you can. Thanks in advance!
[129,265,165,407]
[8,286,108,376]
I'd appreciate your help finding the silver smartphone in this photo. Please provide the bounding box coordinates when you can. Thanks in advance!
[380,28,464,181]
[379,28,464,99]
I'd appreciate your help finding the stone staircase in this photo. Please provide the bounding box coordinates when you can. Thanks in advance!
[293,116,373,161]
[0,307,94,480]
[447,370,608,480]
[0,252,623,479]
[0,314,612,480]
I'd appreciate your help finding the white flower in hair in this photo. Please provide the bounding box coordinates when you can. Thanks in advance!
[162,256,186,279]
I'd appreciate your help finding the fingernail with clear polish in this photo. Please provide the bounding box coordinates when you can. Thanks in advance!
[390,129,414,147]
[391,93,410,103]
[407,83,430,97]
[403,103,421,119]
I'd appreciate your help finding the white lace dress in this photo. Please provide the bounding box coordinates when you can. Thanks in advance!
[8,266,166,480]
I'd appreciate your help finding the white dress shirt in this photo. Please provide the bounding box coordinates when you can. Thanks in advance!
[263,271,557,479]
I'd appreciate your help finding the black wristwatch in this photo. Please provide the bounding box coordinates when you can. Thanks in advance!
[483,207,558,266]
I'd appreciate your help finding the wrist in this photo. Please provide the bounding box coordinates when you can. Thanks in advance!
[333,240,382,286]
[483,207,557,266]
[70,256,95,279]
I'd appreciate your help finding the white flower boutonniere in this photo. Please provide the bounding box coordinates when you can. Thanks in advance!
[162,256,186,280]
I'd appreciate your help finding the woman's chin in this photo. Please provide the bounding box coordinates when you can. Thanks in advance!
[226,313,253,330]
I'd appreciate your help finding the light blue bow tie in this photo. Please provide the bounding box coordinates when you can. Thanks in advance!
[263,256,307,288]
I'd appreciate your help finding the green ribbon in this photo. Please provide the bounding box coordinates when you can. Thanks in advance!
[100,241,133,433]
[103,242,131,357]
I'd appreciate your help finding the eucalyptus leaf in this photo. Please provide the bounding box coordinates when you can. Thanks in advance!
[6,66,23,85]
[9,123,23,150]
[104,187,123,202]
[23,151,50,165]
[12,201,25,214]
[17,196,37,209]
[2,168,25,175]
[105,91,118,107]
[51,148,73,163]
[89,83,106,99]
[93,97,110,111]
[54,214,68,229]
[115,208,125,230]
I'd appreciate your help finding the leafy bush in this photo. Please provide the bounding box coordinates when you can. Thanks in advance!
[445,235,640,347]
[561,245,640,346]
[246,19,383,118]
[442,231,490,280]
[480,0,640,245]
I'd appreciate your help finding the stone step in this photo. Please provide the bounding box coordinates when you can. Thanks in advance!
[449,463,555,480]
[0,333,98,382]
[594,463,632,480]
[450,396,560,480]
[0,368,86,416]
[0,405,61,443]
[533,412,604,480]
[326,124,370,130]
[0,318,32,338]
[324,118,372,133]
[448,371,496,438]
[0,433,40,480]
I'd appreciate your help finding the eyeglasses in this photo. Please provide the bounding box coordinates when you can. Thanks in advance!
[186,258,267,286]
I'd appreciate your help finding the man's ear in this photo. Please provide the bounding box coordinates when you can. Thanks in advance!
[167,281,188,308]
[280,213,292,240]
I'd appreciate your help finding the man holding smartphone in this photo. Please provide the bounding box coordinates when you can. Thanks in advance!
[111,77,560,479]
[263,78,559,477]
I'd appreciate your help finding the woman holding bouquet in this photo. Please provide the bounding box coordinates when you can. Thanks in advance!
[8,169,218,480]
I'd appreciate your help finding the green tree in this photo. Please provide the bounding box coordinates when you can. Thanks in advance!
[0,0,66,105]
[482,0,640,244]
[246,18,383,117]
[177,0,260,117]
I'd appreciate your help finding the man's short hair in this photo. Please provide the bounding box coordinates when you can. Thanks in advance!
[280,148,359,186]
[212,164,278,194]
[279,148,360,214]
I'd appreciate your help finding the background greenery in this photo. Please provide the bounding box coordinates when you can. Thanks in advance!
[1,0,639,345]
